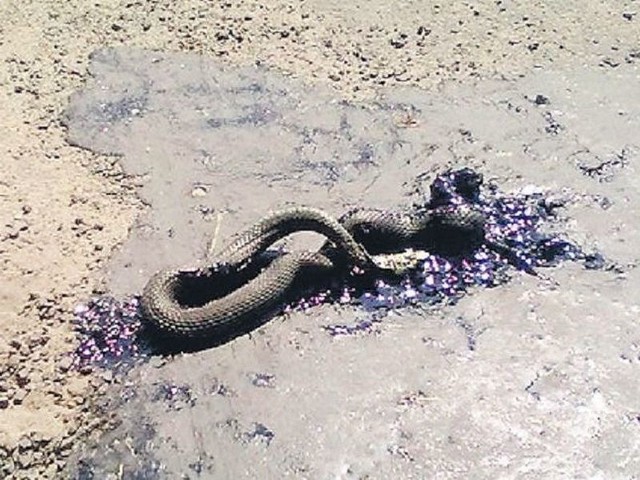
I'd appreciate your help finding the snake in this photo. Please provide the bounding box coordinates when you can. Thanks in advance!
[140,205,486,340]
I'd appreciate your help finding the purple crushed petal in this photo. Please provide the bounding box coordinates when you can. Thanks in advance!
[70,296,143,371]
[320,168,595,336]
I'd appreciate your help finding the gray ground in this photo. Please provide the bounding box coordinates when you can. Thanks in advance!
[63,47,639,478]
[3,1,640,478]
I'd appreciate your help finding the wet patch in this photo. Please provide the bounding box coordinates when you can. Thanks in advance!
[68,168,600,368]
[63,48,640,479]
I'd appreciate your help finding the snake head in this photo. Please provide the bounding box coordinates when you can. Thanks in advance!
[429,168,484,207]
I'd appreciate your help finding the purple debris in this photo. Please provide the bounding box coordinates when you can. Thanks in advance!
[151,383,196,410]
[323,168,597,335]
[242,423,275,446]
[70,296,144,371]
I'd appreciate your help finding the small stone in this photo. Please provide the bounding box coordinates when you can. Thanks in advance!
[19,344,31,357]
[57,436,74,454]
[533,94,549,105]
[519,184,544,196]
[13,389,28,405]
[17,437,32,451]
[250,373,276,388]
[16,451,33,468]
[16,368,30,386]
[58,356,73,372]
[32,431,53,445]
[191,185,208,197]
[89,376,103,388]
[44,463,59,477]
[0,396,9,409]
[1,457,15,475]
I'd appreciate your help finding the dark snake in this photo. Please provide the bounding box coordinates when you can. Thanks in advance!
[140,205,487,340]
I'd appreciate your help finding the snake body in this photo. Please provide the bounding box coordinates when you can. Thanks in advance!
[140,206,485,340]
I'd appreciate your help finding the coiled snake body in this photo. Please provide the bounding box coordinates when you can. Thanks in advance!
[140,206,486,340]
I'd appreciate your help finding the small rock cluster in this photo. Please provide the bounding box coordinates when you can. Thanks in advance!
[151,383,197,411]
[0,434,69,479]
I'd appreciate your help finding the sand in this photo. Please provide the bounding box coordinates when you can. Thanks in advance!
[1,1,639,478]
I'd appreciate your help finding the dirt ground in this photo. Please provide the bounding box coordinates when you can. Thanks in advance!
[1,1,639,479]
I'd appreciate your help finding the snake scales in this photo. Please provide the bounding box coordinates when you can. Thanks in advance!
[140,205,486,340]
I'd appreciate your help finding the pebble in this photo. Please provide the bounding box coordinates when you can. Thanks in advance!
[58,356,73,372]
[16,368,30,386]
[56,436,74,454]
[533,94,550,105]
[13,390,28,405]
[191,185,208,197]
[17,437,32,451]
[1,458,15,475]
[89,376,103,388]
[31,432,53,446]
[43,463,59,477]
[16,451,34,468]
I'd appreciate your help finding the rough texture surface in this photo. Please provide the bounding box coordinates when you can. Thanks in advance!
[0,1,639,478]
[62,48,640,479]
